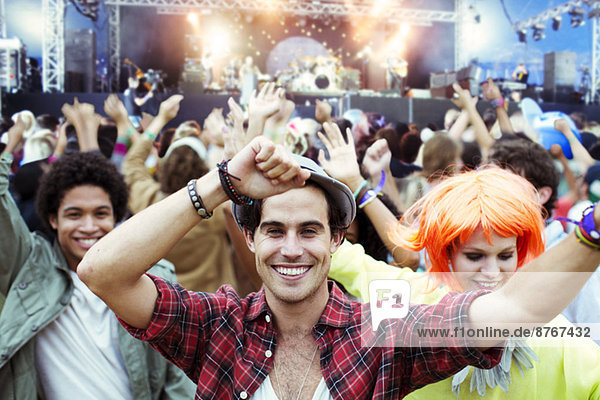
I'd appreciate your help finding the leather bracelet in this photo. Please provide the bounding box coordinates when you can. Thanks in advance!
[187,179,212,219]
[217,160,254,205]
[352,180,368,199]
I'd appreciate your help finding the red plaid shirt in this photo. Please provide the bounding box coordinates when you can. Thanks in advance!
[120,276,502,399]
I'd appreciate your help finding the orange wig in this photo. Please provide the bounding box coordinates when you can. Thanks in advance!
[390,166,546,290]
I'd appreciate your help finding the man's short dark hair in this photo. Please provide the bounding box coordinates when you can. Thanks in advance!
[36,152,129,232]
[236,181,346,237]
[488,138,559,217]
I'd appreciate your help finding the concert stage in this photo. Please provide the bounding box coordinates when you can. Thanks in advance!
[5,91,599,131]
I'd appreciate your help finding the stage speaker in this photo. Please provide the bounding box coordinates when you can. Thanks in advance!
[543,51,576,103]
[65,29,96,92]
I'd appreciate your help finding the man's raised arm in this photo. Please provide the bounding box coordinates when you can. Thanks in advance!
[78,136,310,329]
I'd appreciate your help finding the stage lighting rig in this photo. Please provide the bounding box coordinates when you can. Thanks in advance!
[552,16,561,31]
[569,6,586,27]
[69,0,99,21]
[517,28,527,43]
[532,23,546,41]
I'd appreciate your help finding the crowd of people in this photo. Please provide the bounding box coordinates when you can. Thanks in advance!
[1,76,600,399]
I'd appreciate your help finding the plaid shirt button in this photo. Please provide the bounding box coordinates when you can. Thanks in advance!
[240,391,248,399]
[265,350,273,358]
[265,315,271,323]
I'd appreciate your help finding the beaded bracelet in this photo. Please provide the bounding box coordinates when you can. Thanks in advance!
[217,160,254,205]
[187,179,212,219]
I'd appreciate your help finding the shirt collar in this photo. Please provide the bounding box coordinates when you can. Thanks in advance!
[244,281,357,329]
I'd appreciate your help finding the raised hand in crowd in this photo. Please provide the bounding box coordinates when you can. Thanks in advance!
[550,143,582,204]
[144,94,184,140]
[247,82,285,141]
[224,97,246,159]
[104,94,137,138]
[3,115,25,155]
[554,118,595,174]
[104,94,130,128]
[362,138,404,212]
[61,97,101,152]
[451,82,495,157]
[139,112,154,133]
[314,98,333,124]
[318,121,418,268]
[481,77,515,135]
[53,119,68,157]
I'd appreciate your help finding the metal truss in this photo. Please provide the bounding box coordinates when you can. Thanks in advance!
[42,0,65,92]
[0,0,6,38]
[592,2,600,102]
[511,0,584,33]
[105,0,457,23]
[108,5,121,92]
[454,0,468,70]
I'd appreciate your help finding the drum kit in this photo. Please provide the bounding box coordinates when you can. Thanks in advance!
[278,55,342,93]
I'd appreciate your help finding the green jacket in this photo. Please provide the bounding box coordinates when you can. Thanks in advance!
[0,158,195,400]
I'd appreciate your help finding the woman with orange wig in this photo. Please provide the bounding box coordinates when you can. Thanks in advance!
[391,167,600,398]
[391,166,546,291]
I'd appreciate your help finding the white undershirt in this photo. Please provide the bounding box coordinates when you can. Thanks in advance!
[251,376,333,400]
[34,270,133,400]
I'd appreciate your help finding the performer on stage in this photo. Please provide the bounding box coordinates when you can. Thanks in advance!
[386,54,408,94]
[201,51,214,90]
[511,63,529,84]
[123,76,152,127]
[239,56,261,107]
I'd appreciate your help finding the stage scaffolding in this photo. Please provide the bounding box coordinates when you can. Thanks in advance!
[513,0,600,104]
[39,0,463,93]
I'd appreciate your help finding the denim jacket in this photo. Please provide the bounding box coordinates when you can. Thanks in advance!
[0,158,195,400]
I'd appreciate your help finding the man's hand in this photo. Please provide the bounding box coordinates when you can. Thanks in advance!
[248,82,283,121]
[104,94,130,127]
[228,136,310,200]
[362,139,392,180]
[481,77,502,101]
[317,121,363,190]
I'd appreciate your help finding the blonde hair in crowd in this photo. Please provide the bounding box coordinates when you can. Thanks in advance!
[390,166,546,290]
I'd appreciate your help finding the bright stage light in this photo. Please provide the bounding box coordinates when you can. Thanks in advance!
[187,12,199,25]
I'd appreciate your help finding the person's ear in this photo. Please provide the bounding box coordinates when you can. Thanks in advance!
[537,186,553,206]
[329,229,345,254]
[49,214,58,230]
[243,227,256,253]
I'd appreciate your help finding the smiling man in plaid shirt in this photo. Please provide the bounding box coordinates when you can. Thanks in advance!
[78,136,600,399]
